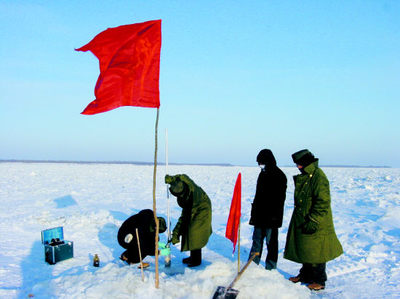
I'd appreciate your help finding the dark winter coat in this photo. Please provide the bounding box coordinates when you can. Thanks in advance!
[249,150,287,228]
[284,161,343,264]
[169,174,212,252]
[118,209,166,263]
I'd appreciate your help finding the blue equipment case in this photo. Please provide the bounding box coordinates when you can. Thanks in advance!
[41,226,73,264]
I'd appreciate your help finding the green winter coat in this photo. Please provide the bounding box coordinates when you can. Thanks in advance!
[169,174,212,252]
[284,161,343,264]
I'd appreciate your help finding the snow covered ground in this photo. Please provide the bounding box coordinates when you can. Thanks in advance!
[0,162,399,298]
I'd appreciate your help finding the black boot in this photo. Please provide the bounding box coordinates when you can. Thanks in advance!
[187,249,201,267]
[182,256,191,264]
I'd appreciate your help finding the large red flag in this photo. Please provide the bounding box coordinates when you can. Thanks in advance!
[225,173,241,253]
[76,20,161,115]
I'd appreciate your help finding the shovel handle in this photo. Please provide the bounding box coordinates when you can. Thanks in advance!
[227,252,259,289]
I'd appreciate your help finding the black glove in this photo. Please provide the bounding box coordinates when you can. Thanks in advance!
[302,219,318,234]
[171,233,180,245]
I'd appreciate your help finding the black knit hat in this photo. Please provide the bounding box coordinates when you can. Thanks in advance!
[256,149,277,166]
[150,217,167,233]
[158,217,167,233]
[292,149,316,167]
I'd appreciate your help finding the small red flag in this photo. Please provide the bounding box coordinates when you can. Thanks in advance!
[225,173,241,253]
[76,20,161,115]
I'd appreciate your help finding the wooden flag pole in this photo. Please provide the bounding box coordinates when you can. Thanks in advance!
[153,108,160,288]
[238,221,241,273]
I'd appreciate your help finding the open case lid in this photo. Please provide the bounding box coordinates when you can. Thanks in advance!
[41,226,64,244]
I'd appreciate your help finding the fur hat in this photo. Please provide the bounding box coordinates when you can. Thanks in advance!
[169,180,185,196]
[292,149,316,167]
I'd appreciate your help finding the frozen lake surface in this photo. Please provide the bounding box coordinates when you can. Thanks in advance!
[0,162,399,298]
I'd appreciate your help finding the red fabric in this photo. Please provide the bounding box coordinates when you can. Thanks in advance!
[76,20,161,115]
[225,173,241,253]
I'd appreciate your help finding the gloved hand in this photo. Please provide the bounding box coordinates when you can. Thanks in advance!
[165,175,174,184]
[124,233,133,244]
[171,233,180,245]
[302,219,318,234]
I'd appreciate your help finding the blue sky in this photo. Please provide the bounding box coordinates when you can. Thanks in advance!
[1,1,399,167]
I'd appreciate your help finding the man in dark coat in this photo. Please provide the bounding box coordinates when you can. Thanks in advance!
[249,149,287,270]
[165,174,212,267]
[118,209,166,265]
[284,149,343,291]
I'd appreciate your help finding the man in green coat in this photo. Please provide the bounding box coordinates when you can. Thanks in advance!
[165,174,212,267]
[284,149,343,291]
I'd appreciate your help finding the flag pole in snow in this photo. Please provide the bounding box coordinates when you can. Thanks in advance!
[152,108,160,287]
[75,19,163,288]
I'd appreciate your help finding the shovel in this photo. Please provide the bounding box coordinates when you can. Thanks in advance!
[212,252,259,299]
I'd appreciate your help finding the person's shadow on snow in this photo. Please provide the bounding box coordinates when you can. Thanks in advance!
[100,209,144,261]
[98,221,122,261]
[19,240,52,298]
[20,238,93,297]
[206,233,251,262]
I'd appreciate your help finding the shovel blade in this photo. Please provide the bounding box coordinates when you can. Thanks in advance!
[212,286,239,299]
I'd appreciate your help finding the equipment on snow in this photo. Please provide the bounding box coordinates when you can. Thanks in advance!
[41,226,73,265]
[93,254,100,267]
[212,252,259,299]
[159,241,171,256]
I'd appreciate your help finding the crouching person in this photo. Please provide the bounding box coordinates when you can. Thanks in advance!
[165,174,212,267]
[118,209,166,265]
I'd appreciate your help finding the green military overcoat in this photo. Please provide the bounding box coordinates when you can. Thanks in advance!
[171,174,212,252]
[284,161,343,263]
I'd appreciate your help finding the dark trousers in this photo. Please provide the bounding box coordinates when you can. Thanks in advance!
[249,227,278,270]
[121,249,146,264]
[299,263,327,285]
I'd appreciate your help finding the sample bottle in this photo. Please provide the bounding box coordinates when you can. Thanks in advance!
[93,254,100,267]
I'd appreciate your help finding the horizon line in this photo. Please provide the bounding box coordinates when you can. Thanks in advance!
[0,159,392,168]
